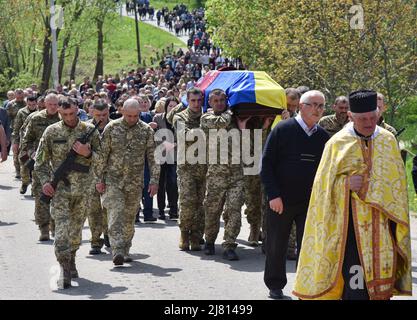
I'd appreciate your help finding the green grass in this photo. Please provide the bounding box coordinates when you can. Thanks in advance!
[405,152,417,214]
[151,0,205,10]
[62,14,185,83]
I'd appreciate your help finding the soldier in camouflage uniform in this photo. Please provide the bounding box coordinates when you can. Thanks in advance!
[376,92,397,136]
[166,102,187,126]
[6,89,26,178]
[318,96,350,137]
[95,99,160,266]
[12,96,38,194]
[21,94,61,241]
[238,116,275,248]
[200,89,244,261]
[34,97,101,289]
[172,88,207,251]
[86,99,111,254]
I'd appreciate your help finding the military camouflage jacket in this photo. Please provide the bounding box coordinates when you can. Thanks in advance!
[318,114,349,137]
[34,120,101,194]
[172,107,207,169]
[166,102,187,125]
[378,118,397,137]
[6,100,26,128]
[21,109,61,155]
[95,118,160,191]
[12,107,37,145]
[200,109,243,173]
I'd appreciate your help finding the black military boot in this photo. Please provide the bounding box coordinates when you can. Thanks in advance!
[70,252,78,278]
[113,253,124,266]
[223,248,239,261]
[58,260,71,289]
[89,246,103,255]
[103,234,111,248]
[20,184,28,194]
[204,243,215,255]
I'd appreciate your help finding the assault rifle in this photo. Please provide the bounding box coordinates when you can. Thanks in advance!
[40,121,101,204]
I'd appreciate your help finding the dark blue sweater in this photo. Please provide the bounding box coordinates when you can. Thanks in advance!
[260,118,329,205]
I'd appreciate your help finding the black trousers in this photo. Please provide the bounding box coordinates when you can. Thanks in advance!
[264,202,308,290]
[157,164,178,214]
[341,200,370,300]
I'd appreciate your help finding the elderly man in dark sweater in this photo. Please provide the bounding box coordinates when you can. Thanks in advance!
[261,90,330,300]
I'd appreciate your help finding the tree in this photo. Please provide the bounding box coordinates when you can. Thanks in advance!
[206,0,417,111]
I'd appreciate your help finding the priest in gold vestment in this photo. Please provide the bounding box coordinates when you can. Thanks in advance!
[293,90,412,300]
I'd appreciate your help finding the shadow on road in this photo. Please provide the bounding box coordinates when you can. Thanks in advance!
[135,220,179,229]
[86,251,150,263]
[0,185,16,190]
[110,260,182,277]
[54,278,128,299]
[0,221,17,227]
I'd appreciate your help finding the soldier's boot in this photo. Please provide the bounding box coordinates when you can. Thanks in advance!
[70,252,78,279]
[50,220,55,238]
[223,248,239,261]
[57,260,71,289]
[189,232,202,251]
[103,234,111,248]
[39,224,50,241]
[19,184,28,194]
[113,251,124,266]
[179,231,190,251]
[204,243,215,255]
[248,225,261,247]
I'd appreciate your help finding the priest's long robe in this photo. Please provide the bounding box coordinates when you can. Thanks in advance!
[293,123,412,300]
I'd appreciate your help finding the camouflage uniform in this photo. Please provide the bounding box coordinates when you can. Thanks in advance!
[34,120,101,264]
[6,100,26,175]
[166,102,186,126]
[318,114,349,137]
[200,109,244,250]
[172,108,207,244]
[21,110,60,232]
[95,118,160,257]
[378,118,397,136]
[12,107,37,186]
[86,119,109,248]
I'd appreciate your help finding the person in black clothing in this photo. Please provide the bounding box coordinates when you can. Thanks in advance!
[260,90,329,300]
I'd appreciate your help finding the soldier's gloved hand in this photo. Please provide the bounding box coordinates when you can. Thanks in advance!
[42,183,55,197]
[148,184,158,197]
[73,141,91,157]
[96,183,106,194]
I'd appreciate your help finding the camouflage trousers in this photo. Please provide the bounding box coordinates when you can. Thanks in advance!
[19,160,31,186]
[50,189,88,264]
[13,149,20,176]
[177,166,206,239]
[32,171,52,229]
[87,190,108,248]
[244,174,262,230]
[102,186,141,256]
[204,167,244,249]
[288,222,297,255]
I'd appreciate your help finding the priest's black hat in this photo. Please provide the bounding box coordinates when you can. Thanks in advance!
[348,89,377,113]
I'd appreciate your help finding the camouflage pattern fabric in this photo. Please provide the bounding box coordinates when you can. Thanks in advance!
[318,114,349,137]
[34,120,101,262]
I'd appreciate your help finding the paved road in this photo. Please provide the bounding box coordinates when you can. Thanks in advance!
[1,154,416,300]
[121,7,189,47]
